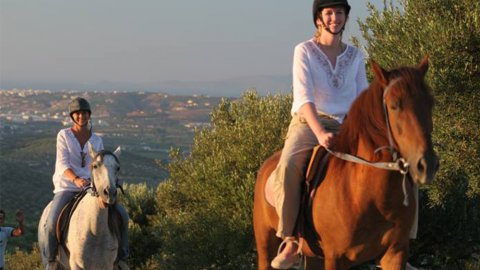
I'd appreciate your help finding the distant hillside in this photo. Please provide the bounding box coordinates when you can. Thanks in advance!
[1,74,292,98]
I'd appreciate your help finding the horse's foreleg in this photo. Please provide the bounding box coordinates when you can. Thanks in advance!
[255,228,281,270]
[379,248,408,270]
[256,246,270,270]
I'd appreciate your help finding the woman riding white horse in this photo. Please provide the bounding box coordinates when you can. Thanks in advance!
[38,97,129,270]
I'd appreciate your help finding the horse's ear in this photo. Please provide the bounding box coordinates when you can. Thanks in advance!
[418,54,429,76]
[88,142,98,159]
[370,60,388,87]
[113,146,122,158]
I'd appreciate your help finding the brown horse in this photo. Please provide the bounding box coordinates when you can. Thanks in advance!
[253,57,439,270]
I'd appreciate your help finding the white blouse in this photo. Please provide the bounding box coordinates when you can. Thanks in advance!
[291,39,369,123]
[52,128,104,193]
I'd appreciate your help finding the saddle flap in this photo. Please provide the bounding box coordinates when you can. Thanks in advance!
[56,190,89,244]
[306,145,327,185]
[296,145,330,256]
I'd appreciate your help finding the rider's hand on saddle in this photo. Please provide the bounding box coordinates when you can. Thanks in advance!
[73,177,89,188]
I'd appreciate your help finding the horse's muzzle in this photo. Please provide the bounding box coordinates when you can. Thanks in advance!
[412,150,439,185]
[102,187,117,206]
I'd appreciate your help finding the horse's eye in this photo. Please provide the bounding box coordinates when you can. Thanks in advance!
[390,100,401,111]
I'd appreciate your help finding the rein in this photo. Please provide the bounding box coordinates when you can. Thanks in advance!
[325,78,411,206]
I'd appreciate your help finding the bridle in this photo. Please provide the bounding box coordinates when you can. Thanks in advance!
[325,78,411,206]
[89,151,124,205]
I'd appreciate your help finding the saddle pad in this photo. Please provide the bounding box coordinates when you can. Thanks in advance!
[265,172,276,207]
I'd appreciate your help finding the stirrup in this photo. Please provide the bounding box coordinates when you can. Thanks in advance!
[271,238,303,269]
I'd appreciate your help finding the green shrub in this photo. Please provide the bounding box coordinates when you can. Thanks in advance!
[121,183,159,268]
[149,91,292,269]
[4,244,42,270]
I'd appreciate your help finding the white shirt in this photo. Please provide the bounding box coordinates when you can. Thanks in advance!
[52,128,104,193]
[291,39,369,123]
[0,227,14,267]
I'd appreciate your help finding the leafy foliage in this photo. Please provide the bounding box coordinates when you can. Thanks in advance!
[150,91,292,269]
[121,183,159,268]
[355,0,480,94]
[4,244,42,270]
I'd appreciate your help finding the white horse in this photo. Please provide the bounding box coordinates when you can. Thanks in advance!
[38,143,123,270]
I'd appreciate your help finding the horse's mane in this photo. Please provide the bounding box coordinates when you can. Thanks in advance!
[333,65,432,163]
[334,78,387,160]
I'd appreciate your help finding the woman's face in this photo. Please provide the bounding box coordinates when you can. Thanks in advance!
[316,6,347,33]
[72,110,91,126]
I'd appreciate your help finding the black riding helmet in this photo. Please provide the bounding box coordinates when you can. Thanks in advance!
[68,97,91,118]
[312,0,351,28]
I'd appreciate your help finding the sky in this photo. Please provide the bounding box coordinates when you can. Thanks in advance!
[0,0,389,96]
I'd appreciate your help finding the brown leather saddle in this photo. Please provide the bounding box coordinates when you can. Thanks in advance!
[56,189,89,246]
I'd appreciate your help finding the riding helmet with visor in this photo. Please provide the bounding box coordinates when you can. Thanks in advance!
[68,97,91,118]
[312,0,351,27]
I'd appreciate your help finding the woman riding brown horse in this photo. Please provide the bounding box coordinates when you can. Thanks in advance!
[253,57,439,270]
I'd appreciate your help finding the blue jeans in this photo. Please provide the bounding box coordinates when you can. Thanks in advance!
[45,191,129,261]
[46,191,76,261]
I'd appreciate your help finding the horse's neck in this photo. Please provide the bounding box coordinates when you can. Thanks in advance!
[328,136,403,204]
[78,195,110,235]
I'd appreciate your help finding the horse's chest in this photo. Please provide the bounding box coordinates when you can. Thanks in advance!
[71,237,118,269]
